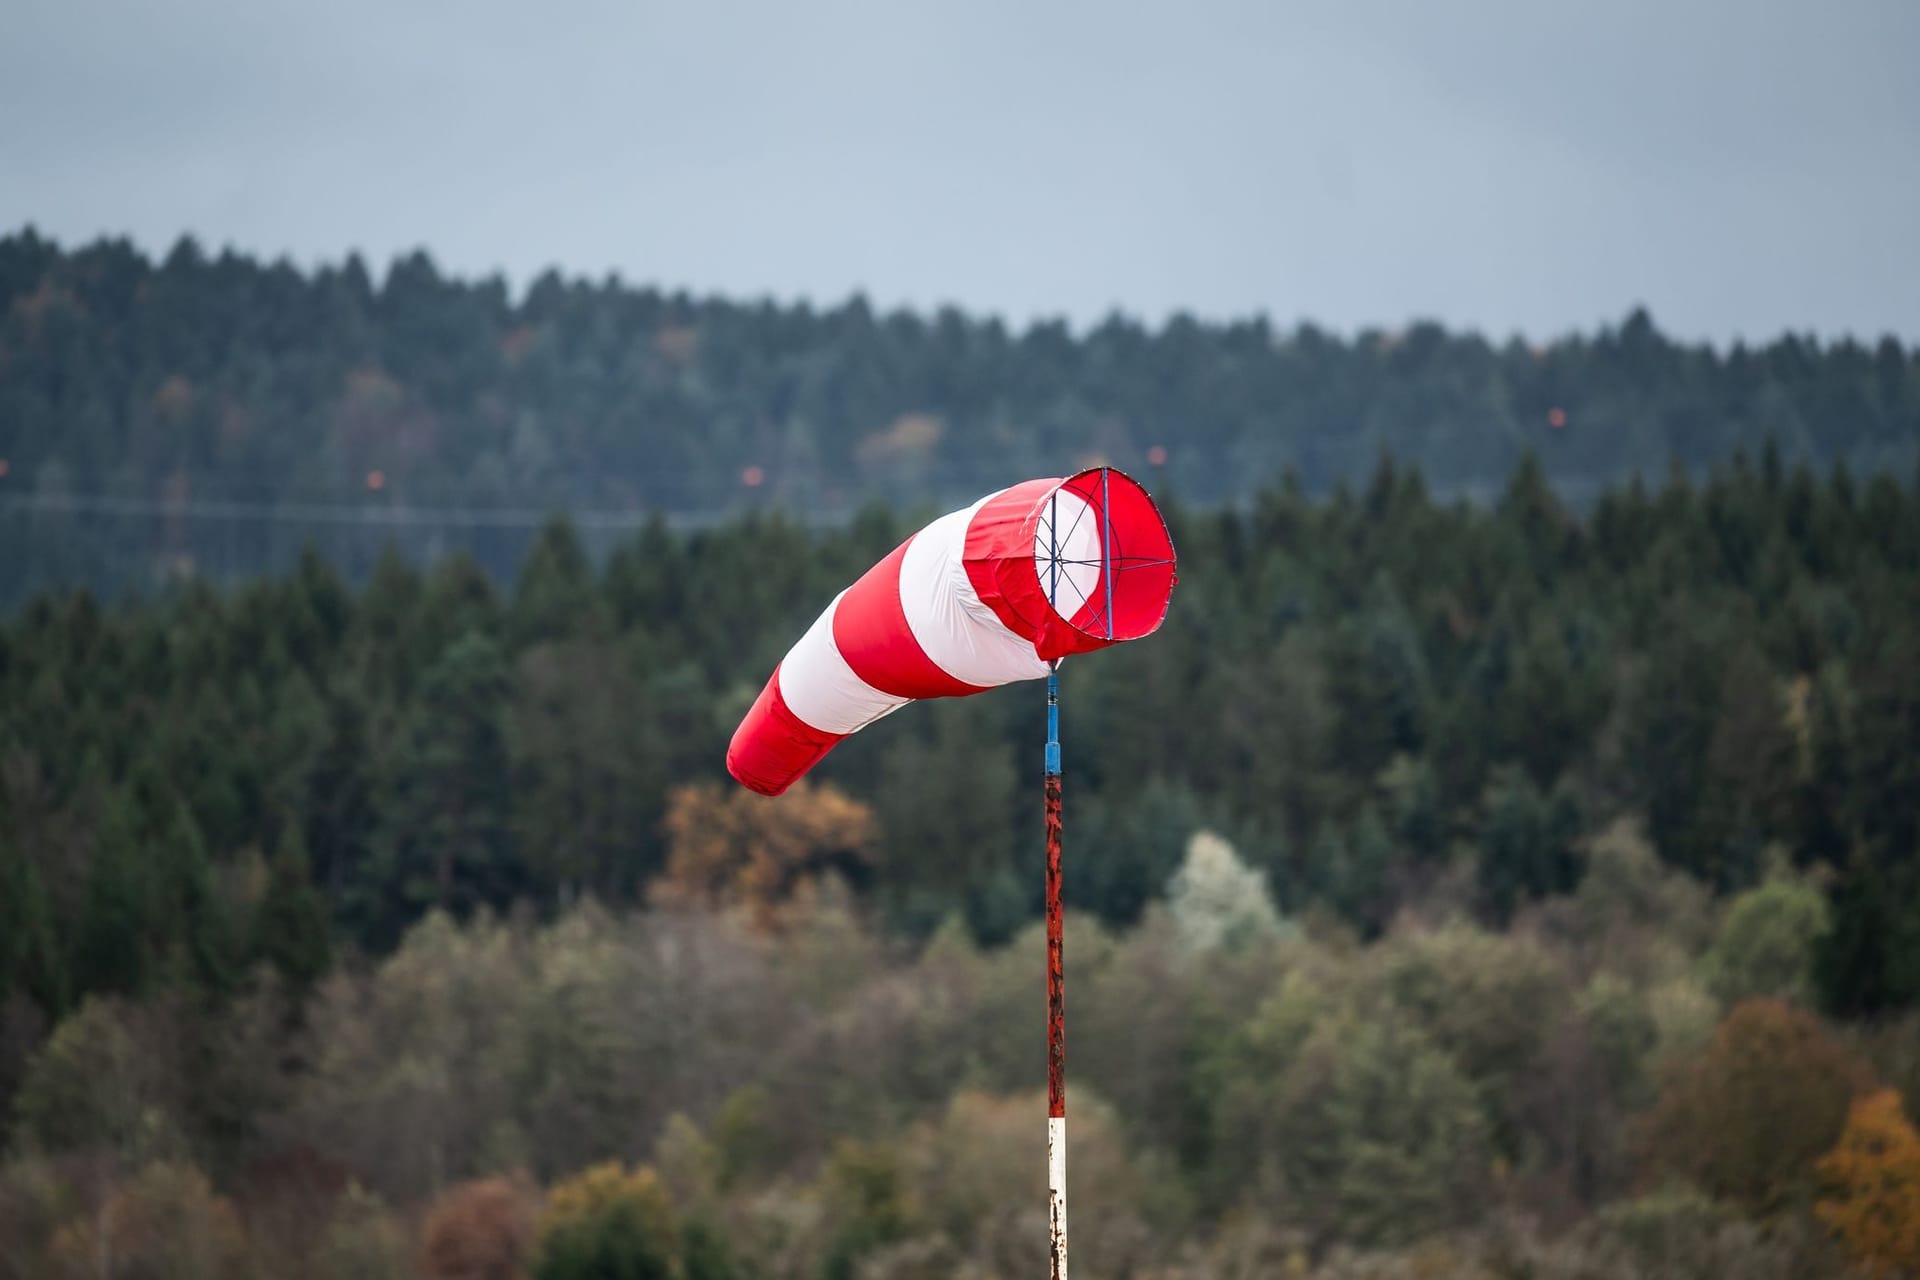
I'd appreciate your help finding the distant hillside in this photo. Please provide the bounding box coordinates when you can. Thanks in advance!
[1,227,1916,601]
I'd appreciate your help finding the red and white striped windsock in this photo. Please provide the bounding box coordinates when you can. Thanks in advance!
[726,468,1177,796]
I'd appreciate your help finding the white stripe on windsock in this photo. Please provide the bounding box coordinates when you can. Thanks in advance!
[775,591,910,734]
[898,494,1052,688]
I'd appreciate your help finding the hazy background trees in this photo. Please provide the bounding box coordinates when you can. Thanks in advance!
[2,229,1915,606]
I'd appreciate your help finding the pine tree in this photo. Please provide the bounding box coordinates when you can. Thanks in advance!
[72,789,157,997]
[1477,765,1582,923]
[510,639,656,904]
[375,630,516,935]
[1623,612,1725,877]
[252,820,333,989]
[512,517,609,647]
[1695,645,1800,890]
[306,680,379,930]
[0,826,64,1010]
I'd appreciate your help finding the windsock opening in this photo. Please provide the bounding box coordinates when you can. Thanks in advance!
[979,467,1177,660]
[1037,467,1177,647]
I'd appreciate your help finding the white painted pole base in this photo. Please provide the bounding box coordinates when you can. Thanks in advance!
[1048,1114,1068,1280]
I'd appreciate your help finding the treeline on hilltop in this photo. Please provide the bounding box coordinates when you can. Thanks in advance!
[2,226,1919,603]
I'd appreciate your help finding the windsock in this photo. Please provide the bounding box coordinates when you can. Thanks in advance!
[726,468,1176,795]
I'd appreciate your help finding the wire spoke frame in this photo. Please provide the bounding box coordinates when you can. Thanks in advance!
[1044,556,1173,569]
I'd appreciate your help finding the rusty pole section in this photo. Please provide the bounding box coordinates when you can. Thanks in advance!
[1044,666,1066,1280]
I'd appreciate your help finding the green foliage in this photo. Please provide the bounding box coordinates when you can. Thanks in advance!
[1072,777,1222,927]
[309,1185,412,1280]
[820,1140,915,1280]
[535,1163,679,1280]
[0,892,1888,1276]
[1475,764,1582,923]
[679,1215,738,1280]
[1263,1014,1492,1249]
[71,790,158,997]
[1818,854,1920,1018]
[251,821,333,989]
[510,637,664,902]
[1366,923,1571,1150]
[1566,1185,1837,1280]
[0,829,62,1012]
[870,698,1021,941]
[1376,754,1444,864]
[375,630,514,936]
[1578,974,1660,1110]
[11,998,176,1158]
[288,912,528,1201]
[710,1086,777,1192]
[1702,874,1830,1006]
[1323,804,1397,938]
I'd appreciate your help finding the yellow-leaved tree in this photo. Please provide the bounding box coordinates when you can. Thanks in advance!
[535,1163,678,1280]
[1817,1089,1920,1277]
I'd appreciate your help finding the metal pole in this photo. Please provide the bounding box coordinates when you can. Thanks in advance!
[1045,661,1066,1280]
[1044,484,1067,1280]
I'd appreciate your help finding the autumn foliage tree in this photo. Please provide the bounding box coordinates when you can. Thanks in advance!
[1817,1089,1920,1277]
[418,1177,539,1280]
[40,1164,250,1280]
[657,780,877,926]
[534,1163,679,1280]
[1642,998,1877,1215]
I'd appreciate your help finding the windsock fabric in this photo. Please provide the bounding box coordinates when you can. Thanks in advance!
[727,469,1175,796]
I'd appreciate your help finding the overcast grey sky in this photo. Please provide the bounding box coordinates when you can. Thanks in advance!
[4,0,1916,344]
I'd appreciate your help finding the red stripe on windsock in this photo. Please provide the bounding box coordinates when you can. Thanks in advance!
[964,477,1118,663]
[726,663,846,797]
[832,536,986,699]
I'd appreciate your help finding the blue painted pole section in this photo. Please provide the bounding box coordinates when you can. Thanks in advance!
[1045,665,1061,777]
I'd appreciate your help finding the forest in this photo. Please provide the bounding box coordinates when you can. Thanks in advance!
[2,226,1918,604]
[5,439,1920,1276]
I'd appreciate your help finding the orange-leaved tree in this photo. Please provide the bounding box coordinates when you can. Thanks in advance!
[1817,1089,1920,1276]
[1640,998,1877,1216]
[657,779,877,926]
